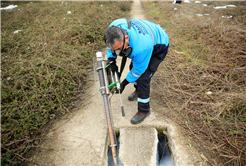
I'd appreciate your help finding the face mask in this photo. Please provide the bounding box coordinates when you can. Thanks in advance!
[112,38,132,57]
[115,50,121,56]
[119,46,132,57]
[112,28,132,57]
[112,47,132,57]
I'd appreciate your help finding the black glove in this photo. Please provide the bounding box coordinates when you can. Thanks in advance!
[119,82,126,94]
[118,79,129,94]
[110,61,118,74]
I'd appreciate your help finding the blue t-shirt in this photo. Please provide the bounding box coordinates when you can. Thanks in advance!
[107,18,169,83]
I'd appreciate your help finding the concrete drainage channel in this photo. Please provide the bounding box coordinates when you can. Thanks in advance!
[103,55,204,166]
[105,128,175,166]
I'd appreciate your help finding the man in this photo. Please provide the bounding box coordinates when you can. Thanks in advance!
[104,18,169,124]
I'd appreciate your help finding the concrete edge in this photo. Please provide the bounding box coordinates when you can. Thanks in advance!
[114,122,203,166]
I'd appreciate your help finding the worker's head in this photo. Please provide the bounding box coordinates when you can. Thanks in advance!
[104,26,131,57]
[104,26,125,48]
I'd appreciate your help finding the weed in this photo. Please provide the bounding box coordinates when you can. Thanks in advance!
[1,1,131,165]
[143,1,246,165]
[119,2,132,11]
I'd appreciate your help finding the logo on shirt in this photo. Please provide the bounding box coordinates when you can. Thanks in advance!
[132,21,148,35]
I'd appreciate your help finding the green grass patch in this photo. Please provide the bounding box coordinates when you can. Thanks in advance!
[147,10,160,17]
[1,1,131,165]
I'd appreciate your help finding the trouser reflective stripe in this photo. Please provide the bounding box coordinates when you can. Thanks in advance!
[138,97,150,103]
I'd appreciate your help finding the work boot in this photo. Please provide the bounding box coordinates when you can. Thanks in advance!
[128,91,138,101]
[131,111,150,124]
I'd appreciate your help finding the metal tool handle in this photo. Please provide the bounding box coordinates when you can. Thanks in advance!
[121,106,125,117]
[115,72,125,117]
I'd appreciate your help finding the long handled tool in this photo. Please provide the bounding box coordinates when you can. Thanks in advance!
[114,72,125,116]
[95,52,118,166]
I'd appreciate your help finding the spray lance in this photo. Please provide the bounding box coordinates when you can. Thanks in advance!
[93,52,127,166]
[99,57,125,117]
[107,68,125,117]
[114,72,125,116]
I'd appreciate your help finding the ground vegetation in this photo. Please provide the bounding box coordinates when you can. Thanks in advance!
[1,1,131,165]
[143,1,245,165]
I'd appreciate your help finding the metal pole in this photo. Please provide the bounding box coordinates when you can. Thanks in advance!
[115,72,125,117]
[96,52,117,166]
[102,95,117,166]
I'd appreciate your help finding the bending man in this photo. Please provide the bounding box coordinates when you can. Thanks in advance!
[104,18,169,124]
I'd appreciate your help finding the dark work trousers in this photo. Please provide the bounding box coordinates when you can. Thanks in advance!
[129,44,168,113]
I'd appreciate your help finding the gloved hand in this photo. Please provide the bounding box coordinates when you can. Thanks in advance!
[118,79,129,94]
[110,61,118,74]
[119,82,126,94]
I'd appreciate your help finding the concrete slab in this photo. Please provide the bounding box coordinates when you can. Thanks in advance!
[119,127,158,165]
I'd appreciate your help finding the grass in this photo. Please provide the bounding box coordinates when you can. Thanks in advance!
[1,1,131,165]
[143,1,246,165]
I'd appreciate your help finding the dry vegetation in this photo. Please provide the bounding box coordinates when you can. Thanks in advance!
[1,1,131,165]
[2,1,245,165]
[143,1,245,166]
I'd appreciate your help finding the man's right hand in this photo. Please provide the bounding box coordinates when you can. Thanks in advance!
[110,61,118,74]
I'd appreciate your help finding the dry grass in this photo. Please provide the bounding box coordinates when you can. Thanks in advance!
[143,1,245,165]
[1,1,131,165]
